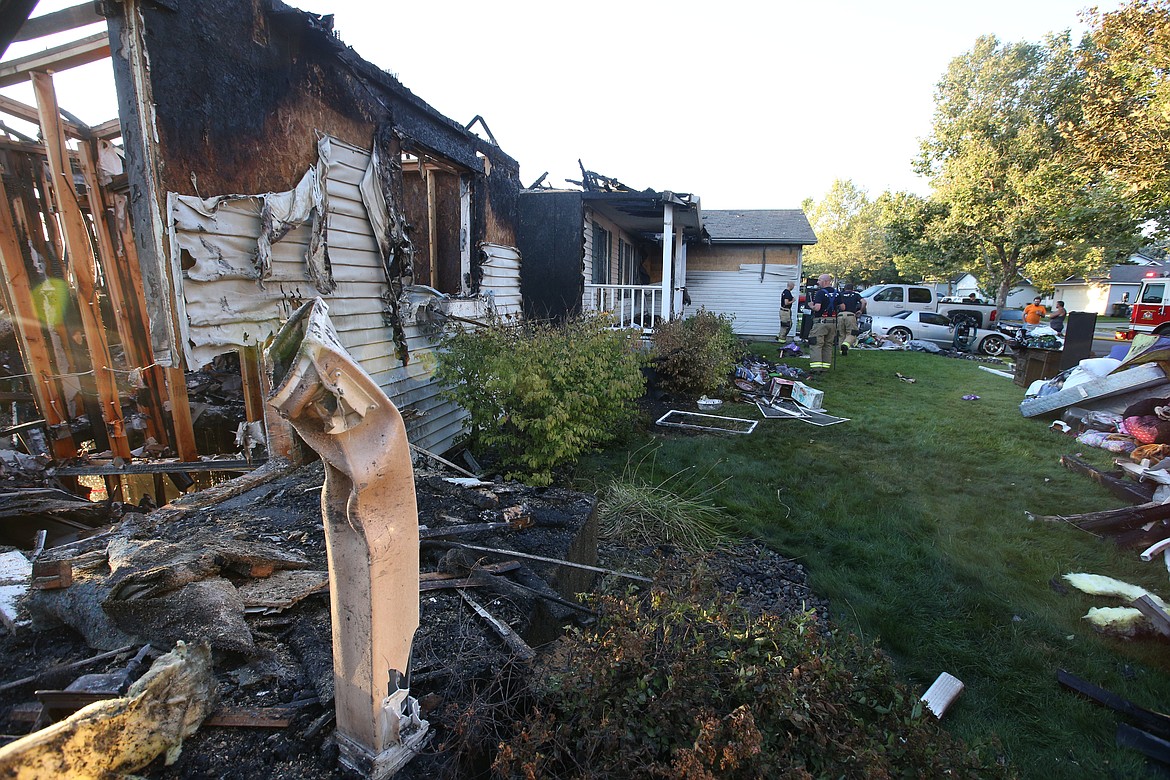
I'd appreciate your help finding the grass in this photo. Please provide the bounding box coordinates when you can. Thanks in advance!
[575,345,1170,779]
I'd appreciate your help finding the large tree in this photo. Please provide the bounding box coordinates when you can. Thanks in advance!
[801,179,894,284]
[1069,0,1170,229]
[917,34,1142,306]
[878,191,977,284]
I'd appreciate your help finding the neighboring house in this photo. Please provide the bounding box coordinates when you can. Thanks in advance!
[930,273,982,300]
[518,171,703,328]
[686,210,816,339]
[1056,262,1169,315]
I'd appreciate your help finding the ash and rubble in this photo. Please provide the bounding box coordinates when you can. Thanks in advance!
[0,456,827,779]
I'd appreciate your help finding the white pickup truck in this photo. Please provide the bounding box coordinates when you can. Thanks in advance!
[859,284,1000,328]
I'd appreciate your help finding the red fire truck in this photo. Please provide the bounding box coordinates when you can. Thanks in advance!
[1118,273,1170,340]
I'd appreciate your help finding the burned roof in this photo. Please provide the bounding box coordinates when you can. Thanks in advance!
[702,209,817,245]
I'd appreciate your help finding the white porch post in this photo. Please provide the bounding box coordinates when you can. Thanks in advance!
[660,203,674,321]
[673,229,686,314]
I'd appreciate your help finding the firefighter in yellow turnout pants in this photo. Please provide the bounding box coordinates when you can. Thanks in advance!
[837,283,865,355]
[808,274,841,375]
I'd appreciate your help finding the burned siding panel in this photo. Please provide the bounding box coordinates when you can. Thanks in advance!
[479,243,522,318]
[170,136,468,453]
[518,190,584,322]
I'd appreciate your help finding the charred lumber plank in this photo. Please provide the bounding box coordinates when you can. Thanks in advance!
[53,458,262,476]
[1117,723,1170,766]
[1058,669,1170,741]
[0,168,77,461]
[0,32,110,88]
[13,3,103,43]
[32,72,131,463]
[440,542,652,583]
[1027,501,1170,533]
[1133,595,1170,638]
[1060,456,1156,504]
[457,590,535,662]
[203,706,300,729]
[0,644,136,695]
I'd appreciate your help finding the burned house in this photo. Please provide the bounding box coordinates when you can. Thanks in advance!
[517,171,814,338]
[0,0,524,508]
[518,168,703,329]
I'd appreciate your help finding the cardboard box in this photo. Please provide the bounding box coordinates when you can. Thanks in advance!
[769,378,795,399]
[791,381,824,410]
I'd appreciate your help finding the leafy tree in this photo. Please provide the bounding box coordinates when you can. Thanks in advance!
[877,191,977,284]
[801,179,892,284]
[1069,0,1170,229]
[917,34,1142,305]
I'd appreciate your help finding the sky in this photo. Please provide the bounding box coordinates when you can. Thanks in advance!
[3,0,1121,210]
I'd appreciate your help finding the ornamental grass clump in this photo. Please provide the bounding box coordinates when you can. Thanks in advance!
[598,445,732,552]
[651,308,739,397]
[434,315,645,486]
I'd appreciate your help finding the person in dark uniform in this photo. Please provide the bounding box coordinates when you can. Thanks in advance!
[809,274,841,374]
[779,281,795,340]
[837,283,864,355]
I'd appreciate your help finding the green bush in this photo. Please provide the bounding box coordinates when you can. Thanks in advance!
[651,309,739,397]
[434,316,646,486]
[493,579,1010,780]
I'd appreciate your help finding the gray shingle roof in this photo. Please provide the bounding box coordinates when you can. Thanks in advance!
[702,209,817,245]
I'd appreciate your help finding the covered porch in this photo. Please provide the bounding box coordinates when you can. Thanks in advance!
[581,189,703,331]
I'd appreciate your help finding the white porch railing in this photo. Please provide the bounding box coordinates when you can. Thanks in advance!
[584,284,662,330]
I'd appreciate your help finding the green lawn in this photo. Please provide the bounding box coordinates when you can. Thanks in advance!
[576,346,1170,779]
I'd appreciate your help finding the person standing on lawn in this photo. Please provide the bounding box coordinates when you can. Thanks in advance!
[779,281,795,341]
[1024,297,1047,327]
[837,283,864,355]
[809,274,841,374]
[1050,300,1067,334]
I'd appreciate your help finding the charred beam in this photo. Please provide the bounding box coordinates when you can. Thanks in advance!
[1027,501,1170,532]
[0,163,77,460]
[0,32,110,88]
[32,71,131,462]
[1060,455,1155,504]
[13,3,103,43]
[0,94,86,138]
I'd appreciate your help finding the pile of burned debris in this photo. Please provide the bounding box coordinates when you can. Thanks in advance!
[0,457,826,778]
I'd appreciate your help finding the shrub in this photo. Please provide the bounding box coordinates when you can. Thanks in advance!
[651,309,739,397]
[493,578,1010,780]
[434,315,646,486]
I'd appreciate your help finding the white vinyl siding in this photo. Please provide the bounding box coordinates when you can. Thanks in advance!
[684,264,800,338]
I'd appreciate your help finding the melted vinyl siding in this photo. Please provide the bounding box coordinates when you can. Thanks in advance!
[480,243,522,318]
[170,136,467,454]
[685,264,800,338]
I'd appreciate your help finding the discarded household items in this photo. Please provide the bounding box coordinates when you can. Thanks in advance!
[267,299,428,778]
[1020,361,1169,419]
